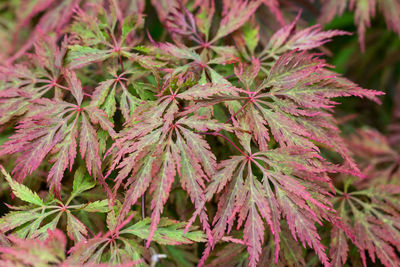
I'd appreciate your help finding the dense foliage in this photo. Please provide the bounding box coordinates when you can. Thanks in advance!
[0,0,399,266]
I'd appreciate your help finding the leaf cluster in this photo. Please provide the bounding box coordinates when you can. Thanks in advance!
[0,1,398,267]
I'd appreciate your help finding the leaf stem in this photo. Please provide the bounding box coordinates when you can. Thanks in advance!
[118,52,125,73]
[198,131,248,158]
[221,98,252,129]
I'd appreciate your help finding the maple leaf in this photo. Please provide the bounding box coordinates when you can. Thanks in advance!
[165,0,262,46]
[68,210,205,265]
[154,1,264,85]
[267,13,349,51]
[1,165,43,207]
[0,71,115,197]
[66,4,159,71]
[107,82,235,246]
[256,223,306,267]
[0,35,67,125]
[211,0,262,44]
[206,242,253,266]
[204,146,335,267]
[0,166,109,242]
[248,13,351,73]
[230,51,383,173]
[0,1,394,266]
[90,67,157,122]
[154,41,236,86]
[237,20,260,56]
[330,224,349,267]
[165,4,206,44]
[331,181,400,267]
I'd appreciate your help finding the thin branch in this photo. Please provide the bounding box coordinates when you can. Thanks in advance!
[142,194,146,247]
[141,194,146,219]
[118,52,125,73]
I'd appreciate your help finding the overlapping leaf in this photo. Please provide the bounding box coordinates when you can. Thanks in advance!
[331,183,400,267]
[0,1,391,267]
[165,0,262,46]
[231,51,383,173]
[0,35,67,125]
[66,4,159,70]
[0,166,109,242]
[107,82,237,246]
[68,212,205,265]
[0,71,115,196]
[204,146,335,267]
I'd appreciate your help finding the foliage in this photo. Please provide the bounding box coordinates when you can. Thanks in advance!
[0,0,398,266]
[319,0,400,50]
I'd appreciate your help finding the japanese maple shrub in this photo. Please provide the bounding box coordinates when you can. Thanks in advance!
[0,0,398,266]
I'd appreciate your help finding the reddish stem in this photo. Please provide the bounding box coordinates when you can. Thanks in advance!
[199,131,248,158]
[118,51,125,73]
[222,98,253,128]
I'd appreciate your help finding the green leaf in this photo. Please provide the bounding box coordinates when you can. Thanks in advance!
[121,14,142,42]
[106,209,118,232]
[103,87,117,117]
[33,212,63,238]
[66,45,112,69]
[207,67,230,85]
[11,209,59,239]
[72,166,96,198]
[122,218,206,245]
[0,165,43,206]
[66,211,88,242]
[242,21,259,53]
[77,200,110,213]
[0,210,42,233]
